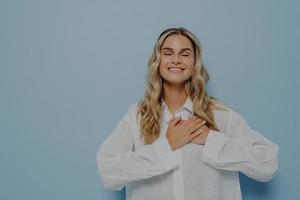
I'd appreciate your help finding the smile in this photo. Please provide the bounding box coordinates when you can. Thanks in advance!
[167,67,185,72]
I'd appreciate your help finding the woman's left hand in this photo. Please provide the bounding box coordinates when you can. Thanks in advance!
[189,116,210,145]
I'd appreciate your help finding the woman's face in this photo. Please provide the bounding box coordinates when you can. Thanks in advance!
[159,34,195,86]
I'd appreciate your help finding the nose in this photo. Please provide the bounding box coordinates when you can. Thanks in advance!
[171,54,181,64]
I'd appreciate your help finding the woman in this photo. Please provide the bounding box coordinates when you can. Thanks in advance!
[96,27,278,200]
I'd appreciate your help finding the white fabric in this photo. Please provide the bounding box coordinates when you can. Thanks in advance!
[96,98,278,200]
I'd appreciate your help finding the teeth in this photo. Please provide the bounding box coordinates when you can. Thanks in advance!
[168,67,183,72]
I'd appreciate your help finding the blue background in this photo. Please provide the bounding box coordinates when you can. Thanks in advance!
[1,0,299,199]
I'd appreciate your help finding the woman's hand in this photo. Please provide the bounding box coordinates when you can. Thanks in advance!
[166,116,207,150]
[190,123,210,145]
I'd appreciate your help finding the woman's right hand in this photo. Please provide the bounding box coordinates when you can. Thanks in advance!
[166,116,206,150]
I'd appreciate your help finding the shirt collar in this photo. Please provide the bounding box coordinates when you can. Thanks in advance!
[162,96,193,113]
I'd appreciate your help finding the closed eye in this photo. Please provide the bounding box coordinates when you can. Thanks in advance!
[180,48,193,57]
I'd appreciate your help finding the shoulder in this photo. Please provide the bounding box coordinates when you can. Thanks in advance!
[211,99,244,118]
[124,100,143,123]
[212,101,251,133]
[211,102,231,132]
[211,100,231,120]
[211,100,247,132]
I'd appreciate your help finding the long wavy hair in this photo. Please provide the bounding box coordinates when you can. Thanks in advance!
[138,27,226,144]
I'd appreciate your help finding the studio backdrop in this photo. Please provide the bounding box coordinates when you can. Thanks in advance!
[1,0,299,200]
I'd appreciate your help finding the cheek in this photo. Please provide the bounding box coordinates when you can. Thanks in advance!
[185,60,195,75]
[183,58,195,70]
[158,63,164,76]
[159,57,168,67]
[186,57,195,67]
[185,67,193,77]
[159,58,170,73]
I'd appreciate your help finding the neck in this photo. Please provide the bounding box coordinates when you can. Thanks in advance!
[163,82,187,114]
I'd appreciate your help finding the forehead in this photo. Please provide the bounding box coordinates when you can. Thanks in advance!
[161,34,194,50]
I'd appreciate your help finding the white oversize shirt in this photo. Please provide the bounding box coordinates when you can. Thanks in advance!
[97,98,278,200]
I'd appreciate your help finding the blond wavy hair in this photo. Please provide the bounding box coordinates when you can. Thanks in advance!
[138,27,226,144]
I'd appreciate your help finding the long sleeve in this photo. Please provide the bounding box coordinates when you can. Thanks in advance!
[202,109,279,182]
[96,105,179,190]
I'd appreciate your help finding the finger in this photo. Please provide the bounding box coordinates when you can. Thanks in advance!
[168,117,181,126]
[188,120,206,134]
[195,127,205,135]
[178,120,184,125]
[173,118,183,126]
[193,118,206,127]
[186,118,205,131]
[189,129,204,141]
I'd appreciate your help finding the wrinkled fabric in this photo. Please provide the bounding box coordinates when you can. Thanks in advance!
[97,98,278,200]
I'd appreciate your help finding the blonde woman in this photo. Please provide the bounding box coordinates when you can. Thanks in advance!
[96,27,278,200]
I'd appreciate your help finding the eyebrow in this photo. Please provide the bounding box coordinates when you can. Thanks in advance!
[162,47,193,52]
[180,48,193,53]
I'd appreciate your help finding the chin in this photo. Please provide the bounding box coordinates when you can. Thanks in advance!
[160,71,191,85]
[162,77,190,85]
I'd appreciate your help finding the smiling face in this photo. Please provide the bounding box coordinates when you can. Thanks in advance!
[159,34,195,86]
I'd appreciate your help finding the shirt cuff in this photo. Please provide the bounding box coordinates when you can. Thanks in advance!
[202,130,226,164]
[153,136,179,170]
